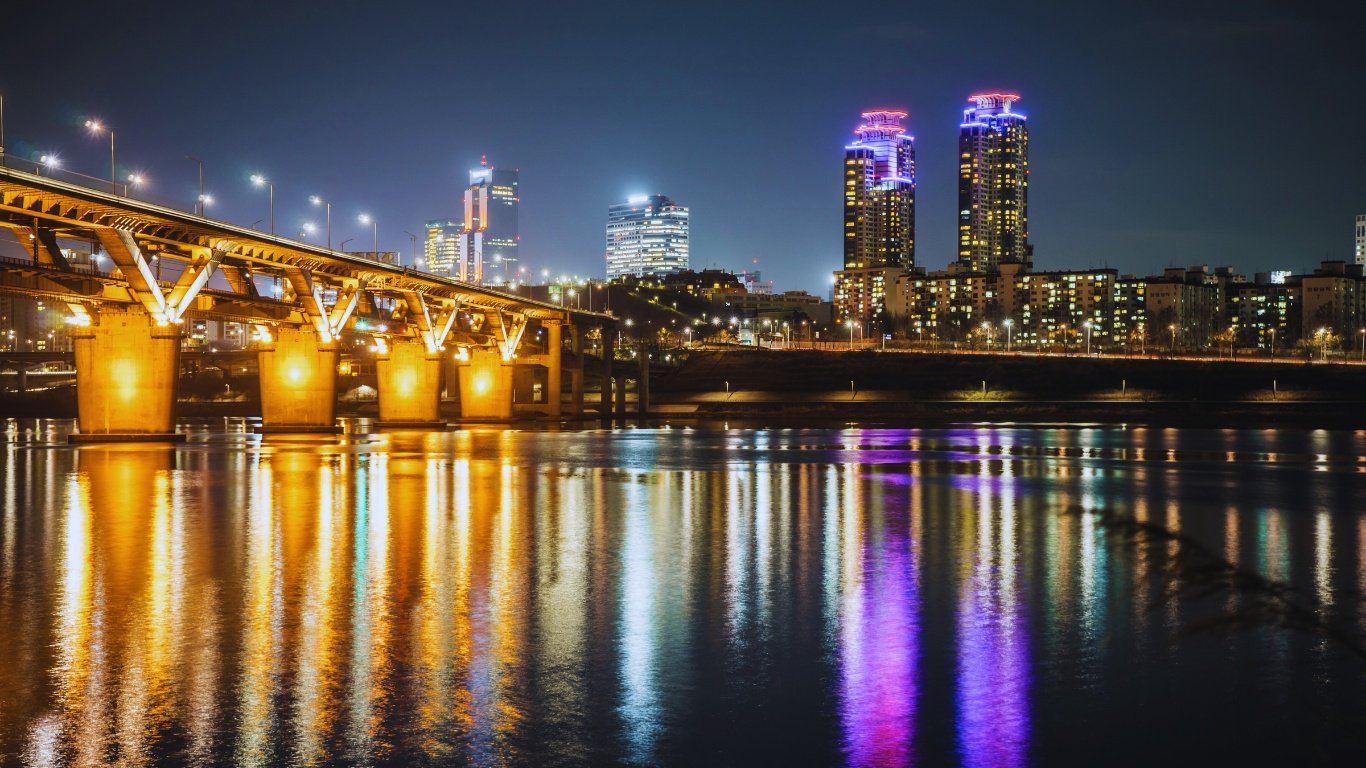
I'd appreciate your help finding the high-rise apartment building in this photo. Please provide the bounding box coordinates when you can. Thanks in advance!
[835,109,916,325]
[424,219,461,275]
[958,93,1030,273]
[1355,214,1365,266]
[605,194,689,280]
[455,156,518,283]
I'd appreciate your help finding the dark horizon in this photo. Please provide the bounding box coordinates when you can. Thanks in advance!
[3,0,1362,292]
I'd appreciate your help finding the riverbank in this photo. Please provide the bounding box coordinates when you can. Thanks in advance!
[648,349,1366,427]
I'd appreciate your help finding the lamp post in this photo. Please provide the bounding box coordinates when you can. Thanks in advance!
[403,231,418,269]
[358,214,378,259]
[1003,318,1013,352]
[1269,327,1276,359]
[185,155,205,215]
[310,196,332,250]
[1083,321,1093,356]
[84,119,116,193]
[38,154,59,176]
[1169,324,1177,357]
[1359,328,1364,362]
[250,174,275,235]
[847,319,854,350]
[124,172,144,197]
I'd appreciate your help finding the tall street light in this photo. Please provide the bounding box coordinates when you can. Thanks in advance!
[124,172,144,197]
[1083,320,1093,356]
[403,230,418,269]
[186,155,205,214]
[310,196,332,249]
[84,119,116,193]
[250,174,275,235]
[358,214,378,258]
[1003,318,1013,352]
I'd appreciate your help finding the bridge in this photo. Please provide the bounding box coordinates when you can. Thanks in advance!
[0,163,630,440]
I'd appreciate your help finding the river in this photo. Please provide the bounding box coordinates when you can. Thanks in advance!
[1,419,1363,766]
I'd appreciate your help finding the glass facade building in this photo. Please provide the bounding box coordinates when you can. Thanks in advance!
[455,157,519,284]
[958,93,1030,273]
[424,219,460,275]
[605,194,690,280]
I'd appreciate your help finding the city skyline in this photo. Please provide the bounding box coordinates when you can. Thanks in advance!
[1,2,1361,294]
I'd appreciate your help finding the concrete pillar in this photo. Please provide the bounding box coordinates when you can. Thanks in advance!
[458,347,514,420]
[70,309,183,441]
[376,340,443,426]
[637,345,651,416]
[257,326,339,432]
[546,320,563,417]
[570,325,585,416]
[615,373,627,416]
[600,327,615,419]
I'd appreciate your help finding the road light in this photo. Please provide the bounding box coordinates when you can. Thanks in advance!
[199,193,214,210]
[310,196,332,249]
[403,230,418,269]
[84,119,116,193]
[1168,323,1177,356]
[38,154,60,175]
[847,319,855,350]
[250,174,275,235]
[1359,328,1364,362]
[124,172,145,196]
[300,221,318,239]
[1083,320,1093,356]
[1003,318,1013,352]
[358,214,378,258]
[185,155,205,215]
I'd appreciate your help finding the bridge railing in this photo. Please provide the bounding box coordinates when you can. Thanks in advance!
[0,152,228,224]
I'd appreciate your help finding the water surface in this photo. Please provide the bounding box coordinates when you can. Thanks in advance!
[1,420,1364,766]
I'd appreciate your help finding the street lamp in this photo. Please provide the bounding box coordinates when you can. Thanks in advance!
[250,174,275,235]
[1083,321,1093,356]
[84,119,116,193]
[847,319,855,350]
[1359,328,1364,362]
[310,196,332,249]
[38,154,60,175]
[1168,323,1177,356]
[124,172,144,196]
[358,214,378,258]
[403,230,418,269]
[300,222,318,239]
[185,155,205,215]
[1003,318,1013,352]
[1269,327,1276,359]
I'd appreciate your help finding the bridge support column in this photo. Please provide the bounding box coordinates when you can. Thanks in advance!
[546,320,563,418]
[638,346,651,416]
[376,340,444,426]
[570,325,585,417]
[257,326,339,432]
[600,329,614,420]
[70,309,184,442]
[458,348,514,420]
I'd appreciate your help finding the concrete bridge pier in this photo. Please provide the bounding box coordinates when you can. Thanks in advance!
[545,319,563,418]
[257,326,340,432]
[569,325,585,417]
[457,347,515,420]
[376,340,444,427]
[70,308,184,442]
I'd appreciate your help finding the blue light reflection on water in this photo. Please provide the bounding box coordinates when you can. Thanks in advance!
[0,421,1364,766]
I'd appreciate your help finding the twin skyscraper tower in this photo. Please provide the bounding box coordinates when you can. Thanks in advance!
[836,93,1031,325]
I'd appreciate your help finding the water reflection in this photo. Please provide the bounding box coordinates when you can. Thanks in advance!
[0,425,1364,766]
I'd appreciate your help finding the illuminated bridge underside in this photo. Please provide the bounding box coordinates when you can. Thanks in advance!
[0,167,613,436]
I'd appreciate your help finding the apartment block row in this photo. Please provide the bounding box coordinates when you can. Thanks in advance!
[880,260,1366,351]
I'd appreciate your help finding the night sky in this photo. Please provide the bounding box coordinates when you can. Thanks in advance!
[3,0,1362,292]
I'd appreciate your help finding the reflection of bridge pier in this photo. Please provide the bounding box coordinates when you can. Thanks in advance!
[0,164,617,437]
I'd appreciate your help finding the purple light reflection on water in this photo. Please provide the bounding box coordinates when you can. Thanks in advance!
[839,517,919,767]
[956,480,1031,768]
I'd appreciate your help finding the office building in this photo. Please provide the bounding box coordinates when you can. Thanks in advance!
[455,156,519,284]
[1356,214,1365,266]
[835,109,916,326]
[605,194,690,279]
[958,93,1030,273]
[424,219,461,275]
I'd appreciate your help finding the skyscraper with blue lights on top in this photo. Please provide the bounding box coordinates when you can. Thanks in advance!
[958,93,1030,273]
